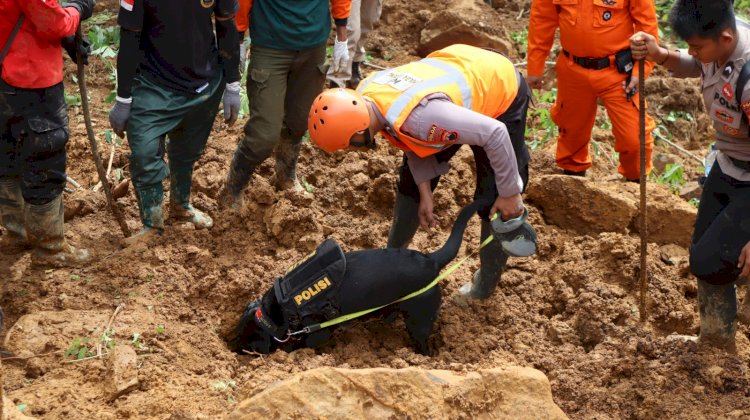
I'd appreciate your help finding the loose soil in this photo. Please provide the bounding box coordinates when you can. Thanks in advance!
[1,1,748,419]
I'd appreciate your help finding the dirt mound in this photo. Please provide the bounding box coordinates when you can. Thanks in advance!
[228,366,567,419]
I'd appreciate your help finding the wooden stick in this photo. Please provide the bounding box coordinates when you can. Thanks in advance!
[638,59,648,322]
[92,143,115,192]
[76,27,131,238]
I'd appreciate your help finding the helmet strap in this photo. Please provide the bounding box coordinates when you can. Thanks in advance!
[349,128,376,150]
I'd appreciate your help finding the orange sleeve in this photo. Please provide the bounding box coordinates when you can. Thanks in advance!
[331,0,351,21]
[630,0,658,79]
[236,0,252,32]
[527,0,559,77]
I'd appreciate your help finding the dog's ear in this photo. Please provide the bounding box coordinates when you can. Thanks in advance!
[228,301,264,353]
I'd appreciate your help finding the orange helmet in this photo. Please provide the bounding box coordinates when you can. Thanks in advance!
[308,88,370,153]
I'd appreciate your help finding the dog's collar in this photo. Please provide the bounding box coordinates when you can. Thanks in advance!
[253,305,289,342]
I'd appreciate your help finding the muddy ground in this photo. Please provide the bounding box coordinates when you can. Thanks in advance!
[1,0,749,419]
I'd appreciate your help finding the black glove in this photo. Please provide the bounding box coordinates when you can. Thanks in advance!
[62,34,91,65]
[64,0,96,21]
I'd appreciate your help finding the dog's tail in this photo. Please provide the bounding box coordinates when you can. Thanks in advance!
[428,198,487,268]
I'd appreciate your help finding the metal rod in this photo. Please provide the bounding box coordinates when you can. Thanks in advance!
[76,28,131,238]
[638,59,648,322]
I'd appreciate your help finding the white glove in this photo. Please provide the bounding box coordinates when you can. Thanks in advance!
[332,38,349,73]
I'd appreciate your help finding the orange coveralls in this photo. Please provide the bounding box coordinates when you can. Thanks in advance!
[528,0,658,179]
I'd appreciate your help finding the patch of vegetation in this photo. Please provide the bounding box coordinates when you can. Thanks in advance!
[526,88,558,150]
[65,337,94,360]
[650,162,686,193]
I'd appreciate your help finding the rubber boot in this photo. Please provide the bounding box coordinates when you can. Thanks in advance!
[121,183,164,248]
[222,148,256,210]
[0,177,28,253]
[168,163,213,229]
[274,130,303,192]
[349,61,363,89]
[738,281,750,325]
[455,221,509,306]
[386,192,421,249]
[26,195,90,267]
[697,279,737,353]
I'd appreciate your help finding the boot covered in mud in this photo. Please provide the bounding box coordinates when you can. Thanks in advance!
[222,148,256,209]
[738,281,750,325]
[122,183,164,248]
[454,221,509,305]
[274,128,303,192]
[697,279,737,353]
[26,195,90,267]
[386,192,421,249]
[168,163,213,229]
[349,61,363,89]
[0,177,28,252]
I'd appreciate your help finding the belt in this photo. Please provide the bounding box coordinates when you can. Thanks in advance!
[562,50,611,70]
[729,156,750,171]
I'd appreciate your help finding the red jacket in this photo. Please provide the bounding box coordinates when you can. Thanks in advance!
[0,0,80,89]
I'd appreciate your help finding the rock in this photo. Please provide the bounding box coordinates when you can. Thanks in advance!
[527,175,697,246]
[227,366,567,419]
[679,183,702,201]
[418,11,511,57]
[527,175,637,235]
[659,244,688,266]
[105,346,139,402]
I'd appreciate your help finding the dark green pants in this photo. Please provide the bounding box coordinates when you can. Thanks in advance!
[127,73,224,189]
[234,43,327,166]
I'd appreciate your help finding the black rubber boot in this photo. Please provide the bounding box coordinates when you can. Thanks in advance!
[274,129,303,192]
[223,148,256,209]
[349,61,363,89]
[455,221,509,304]
[121,183,164,248]
[0,177,28,252]
[697,279,737,352]
[386,192,421,249]
[26,195,90,267]
[169,163,213,229]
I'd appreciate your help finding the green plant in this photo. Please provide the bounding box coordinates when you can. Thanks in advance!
[131,332,146,350]
[88,25,119,58]
[212,380,237,392]
[650,162,686,192]
[689,197,700,208]
[65,337,94,360]
[65,91,81,107]
[511,29,528,57]
[300,176,314,193]
[100,328,116,350]
[664,110,694,123]
[155,324,166,335]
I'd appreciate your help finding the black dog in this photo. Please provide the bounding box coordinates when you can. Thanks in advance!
[228,199,486,356]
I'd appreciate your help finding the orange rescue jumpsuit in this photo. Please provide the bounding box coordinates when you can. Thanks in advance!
[528,0,658,179]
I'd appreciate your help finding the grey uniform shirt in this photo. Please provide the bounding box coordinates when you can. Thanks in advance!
[671,24,750,181]
[367,94,523,197]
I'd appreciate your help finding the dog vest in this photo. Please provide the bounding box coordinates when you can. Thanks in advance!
[273,238,347,329]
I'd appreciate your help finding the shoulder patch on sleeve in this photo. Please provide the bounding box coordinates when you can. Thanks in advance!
[120,0,134,11]
[426,124,459,144]
[741,100,750,118]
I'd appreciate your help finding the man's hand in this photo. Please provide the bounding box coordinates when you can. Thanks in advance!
[491,194,524,221]
[61,34,91,65]
[738,241,750,279]
[332,38,349,73]
[416,181,438,229]
[623,76,638,100]
[526,75,543,90]
[109,98,132,138]
[223,81,241,125]
[64,0,96,21]
[630,31,665,62]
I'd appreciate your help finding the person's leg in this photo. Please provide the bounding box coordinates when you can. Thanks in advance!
[349,0,383,87]
[497,72,531,190]
[598,70,655,180]
[387,146,462,249]
[166,73,224,228]
[276,43,327,191]
[0,84,26,249]
[17,83,88,266]
[225,45,294,207]
[551,57,598,175]
[325,0,361,88]
[124,76,187,243]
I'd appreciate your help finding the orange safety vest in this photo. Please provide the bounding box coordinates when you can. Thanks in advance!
[358,44,519,157]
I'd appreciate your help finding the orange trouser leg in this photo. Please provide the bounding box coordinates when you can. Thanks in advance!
[551,56,599,173]
[600,80,655,180]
